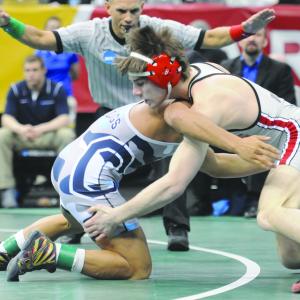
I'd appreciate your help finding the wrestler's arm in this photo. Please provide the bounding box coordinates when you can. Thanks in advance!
[83,140,268,240]
[84,139,209,239]
[164,101,279,169]
[201,147,268,178]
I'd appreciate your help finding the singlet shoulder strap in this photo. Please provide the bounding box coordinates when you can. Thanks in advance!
[188,63,227,104]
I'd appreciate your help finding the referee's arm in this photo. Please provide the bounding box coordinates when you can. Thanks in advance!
[200,8,275,48]
[17,26,57,51]
[0,9,57,51]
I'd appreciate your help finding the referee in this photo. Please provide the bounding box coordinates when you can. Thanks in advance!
[0,2,275,250]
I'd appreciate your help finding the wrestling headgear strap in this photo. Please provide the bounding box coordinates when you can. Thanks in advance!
[129,52,182,99]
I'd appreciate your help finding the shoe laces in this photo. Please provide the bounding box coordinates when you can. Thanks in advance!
[17,236,56,274]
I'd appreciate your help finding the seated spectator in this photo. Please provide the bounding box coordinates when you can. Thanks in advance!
[36,16,79,125]
[0,55,75,208]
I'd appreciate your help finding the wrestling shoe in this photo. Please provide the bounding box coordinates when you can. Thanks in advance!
[291,280,300,293]
[0,252,11,271]
[7,231,56,281]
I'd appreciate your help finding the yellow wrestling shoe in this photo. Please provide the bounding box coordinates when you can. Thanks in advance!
[0,252,11,271]
[6,231,56,281]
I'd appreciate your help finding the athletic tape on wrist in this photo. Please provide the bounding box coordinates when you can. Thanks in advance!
[229,24,253,42]
[2,17,25,39]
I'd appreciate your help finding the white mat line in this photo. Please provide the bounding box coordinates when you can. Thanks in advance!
[148,239,260,300]
[0,229,260,299]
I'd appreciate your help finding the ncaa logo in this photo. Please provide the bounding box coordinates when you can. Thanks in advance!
[102,50,117,65]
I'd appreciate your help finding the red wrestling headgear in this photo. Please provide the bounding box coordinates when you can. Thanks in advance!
[129,52,182,99]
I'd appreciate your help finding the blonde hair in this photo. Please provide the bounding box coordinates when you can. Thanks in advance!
[117,26,190,80]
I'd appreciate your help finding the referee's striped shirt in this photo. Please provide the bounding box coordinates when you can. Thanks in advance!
[56,15,204,109]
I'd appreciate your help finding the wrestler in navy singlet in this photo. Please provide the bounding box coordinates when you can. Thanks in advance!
[51,101,179,235]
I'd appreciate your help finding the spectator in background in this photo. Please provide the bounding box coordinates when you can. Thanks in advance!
[36,16,79,125]
[221,27,296,218]
[0,55,75,208]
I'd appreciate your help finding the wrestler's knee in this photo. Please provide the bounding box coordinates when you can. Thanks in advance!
[130,258,152,280]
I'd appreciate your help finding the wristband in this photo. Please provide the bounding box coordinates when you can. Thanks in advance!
[229,24,253,42]
[2,17,25,39]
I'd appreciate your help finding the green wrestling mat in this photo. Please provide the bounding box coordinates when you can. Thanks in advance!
[0,209,296,300]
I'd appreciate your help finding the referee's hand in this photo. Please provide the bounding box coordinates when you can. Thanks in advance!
[242,8,275,34]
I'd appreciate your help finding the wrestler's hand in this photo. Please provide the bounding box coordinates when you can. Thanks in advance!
[0,10,10,27]
[236,135,280,169]
[83,205,118,241]
[242,8,275,33]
